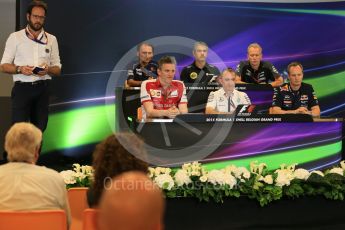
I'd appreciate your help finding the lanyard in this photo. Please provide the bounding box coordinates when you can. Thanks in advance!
[25,27,48,45]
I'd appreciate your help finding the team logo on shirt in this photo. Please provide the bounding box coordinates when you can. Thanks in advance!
[136,68,143,75]
[258,72,265,82]
[170,90,178,97]
[312,92,318,100]
[150,89,161,97]
[272,66,279,74]
[300,95,308,100]
[281,85,289,91]
[190,72,198,79]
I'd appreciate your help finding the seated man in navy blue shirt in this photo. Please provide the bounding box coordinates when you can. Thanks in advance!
[127,42,158,87]
[235,43,283,87]
[270,62,320,117]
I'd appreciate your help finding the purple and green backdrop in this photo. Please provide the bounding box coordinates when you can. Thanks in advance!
[17,0,345,169]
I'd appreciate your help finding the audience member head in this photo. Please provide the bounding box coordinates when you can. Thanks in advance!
[92,133,149,206]
[157,56,176,86]
[137,42,154,66]
[219,68,236,93]
[247,43,263,70]
[193,41,209,63]
[287,61,304,89]
[5,122,42,164]
[98,171,165,230]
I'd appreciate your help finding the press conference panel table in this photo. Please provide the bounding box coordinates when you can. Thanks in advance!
[115,85,343,170]
[119,83,273,122]
[131,114,343,170]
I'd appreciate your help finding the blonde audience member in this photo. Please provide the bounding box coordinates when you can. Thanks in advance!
[0,122,71,226]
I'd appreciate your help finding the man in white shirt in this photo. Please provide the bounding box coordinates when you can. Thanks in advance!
[0,0,61,132]
[0,122,71,227]
[206,68,251,114]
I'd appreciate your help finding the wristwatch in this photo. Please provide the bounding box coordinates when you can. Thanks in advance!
[16,66,21,74]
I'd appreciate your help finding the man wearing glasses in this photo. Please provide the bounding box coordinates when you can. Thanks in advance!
[0,0,61,132]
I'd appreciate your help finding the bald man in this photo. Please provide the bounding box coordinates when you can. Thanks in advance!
[98,172,165,230]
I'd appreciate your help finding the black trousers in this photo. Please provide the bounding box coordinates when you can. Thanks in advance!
[11,80,50,132]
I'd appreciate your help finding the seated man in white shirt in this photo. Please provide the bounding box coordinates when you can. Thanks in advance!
[206,68,251,114]
[0,122,71,227]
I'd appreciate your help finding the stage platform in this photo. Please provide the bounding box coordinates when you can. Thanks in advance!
[165,197,345,230]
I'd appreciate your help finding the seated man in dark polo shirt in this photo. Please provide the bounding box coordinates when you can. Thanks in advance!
[235,43,283,87]
[127,42,158,87]
[141,56,188,119]
[270,62,320,117]
[180,41,220,84]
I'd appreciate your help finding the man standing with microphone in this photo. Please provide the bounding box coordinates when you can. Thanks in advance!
[0,0,61,132]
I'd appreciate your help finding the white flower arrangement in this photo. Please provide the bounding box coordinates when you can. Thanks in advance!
[174,169,192,186]
[293,168,310,180]
[60,163,94,188]
[61,161,345,206]
[148,160,345,206]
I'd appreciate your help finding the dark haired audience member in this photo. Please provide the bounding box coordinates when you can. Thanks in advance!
[87,133,149,207]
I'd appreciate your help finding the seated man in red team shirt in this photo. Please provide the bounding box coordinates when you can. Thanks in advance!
[140,56,188,119]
